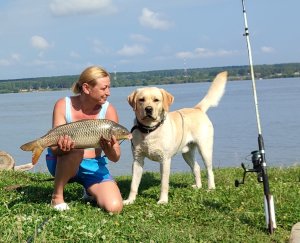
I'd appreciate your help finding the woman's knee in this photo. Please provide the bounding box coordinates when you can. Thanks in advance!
[100,198,123,214]
[89,181,123,213]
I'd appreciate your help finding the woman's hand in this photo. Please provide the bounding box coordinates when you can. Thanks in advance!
[49,135,75,156]
[100,135,120,162]
[57,135,75,152]
[100,135,117,151]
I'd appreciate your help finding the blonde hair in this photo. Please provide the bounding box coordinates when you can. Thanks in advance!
[71,66,110,94]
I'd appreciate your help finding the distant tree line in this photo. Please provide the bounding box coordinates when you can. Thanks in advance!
[0,63,299,94]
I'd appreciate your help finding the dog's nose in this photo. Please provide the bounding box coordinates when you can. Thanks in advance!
[145,106,153,115]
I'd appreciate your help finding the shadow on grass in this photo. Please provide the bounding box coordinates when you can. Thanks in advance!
[239,215,267,233]
[5,177,83,207]
[202,199,232,212]
[4,171,193,207]
[202,199,267,233]
[7,185,53,208]
[117,171,193,201]
[117,172,161,199]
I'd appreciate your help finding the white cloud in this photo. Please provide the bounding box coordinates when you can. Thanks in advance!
[11,53,21,62]
[92,39,110,54]
[261,46,275,53]
[139,8,171,30]
[176,48,238,59]
[31,36,51,50]
[31,59,54,66]
[118,59,132,65]
[0,59,11,66]
[117,44,145,56]
[49,0,117,16]
[70,51,80,58]
[0,53,21,66]
[176,51,194,59]
[130,34,151,43]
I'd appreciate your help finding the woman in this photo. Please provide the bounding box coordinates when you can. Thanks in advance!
[46,66,123,213]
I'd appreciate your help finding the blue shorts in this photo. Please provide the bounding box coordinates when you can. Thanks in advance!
[46,148,114,189]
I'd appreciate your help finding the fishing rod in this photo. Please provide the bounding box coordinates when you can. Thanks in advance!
[234,0,276,234]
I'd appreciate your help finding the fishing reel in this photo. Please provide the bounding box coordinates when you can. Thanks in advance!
[235,150,264,187]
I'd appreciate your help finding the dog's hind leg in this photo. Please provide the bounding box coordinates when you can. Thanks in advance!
[182,144,202,188]
[196,141,216,190]
[123,159,145,205]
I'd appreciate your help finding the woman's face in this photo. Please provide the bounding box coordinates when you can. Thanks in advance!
[88,76,111,104]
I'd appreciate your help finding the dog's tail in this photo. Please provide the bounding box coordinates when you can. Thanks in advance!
[194,71,228,113]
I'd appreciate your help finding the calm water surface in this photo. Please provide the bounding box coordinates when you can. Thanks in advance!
[0,77,299,176]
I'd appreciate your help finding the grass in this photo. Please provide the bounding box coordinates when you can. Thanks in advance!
[0,166,299,242]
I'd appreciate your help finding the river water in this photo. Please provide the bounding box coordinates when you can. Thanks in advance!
[0,77,299,176]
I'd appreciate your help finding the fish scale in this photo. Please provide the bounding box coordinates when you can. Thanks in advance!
[20,119,131,165]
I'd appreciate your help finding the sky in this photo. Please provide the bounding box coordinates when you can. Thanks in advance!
[0,0,299,80]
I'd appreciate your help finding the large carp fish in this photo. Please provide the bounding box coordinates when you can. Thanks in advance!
[20,119,132,165]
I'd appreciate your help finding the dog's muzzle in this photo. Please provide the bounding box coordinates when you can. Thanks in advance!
[145,106,153,116]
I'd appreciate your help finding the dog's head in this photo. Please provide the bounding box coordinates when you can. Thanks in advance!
[128,87,174,126]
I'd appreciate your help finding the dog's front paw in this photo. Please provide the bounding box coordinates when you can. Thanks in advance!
[207,186,216,190]
[123,199,135,205]
[192,184,202,189]
[205,184,216,192]
[157,199,168,204]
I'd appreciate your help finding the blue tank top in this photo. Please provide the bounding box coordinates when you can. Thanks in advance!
[65,96,109,122]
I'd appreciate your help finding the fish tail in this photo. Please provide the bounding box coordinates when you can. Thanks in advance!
[20,140,44,165]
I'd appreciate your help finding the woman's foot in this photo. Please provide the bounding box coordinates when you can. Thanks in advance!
[51,200,70,211]
[51,195,70,211]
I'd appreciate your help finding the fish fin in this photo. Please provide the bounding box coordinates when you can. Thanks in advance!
[20,140,44,165]
[32,146,44,165]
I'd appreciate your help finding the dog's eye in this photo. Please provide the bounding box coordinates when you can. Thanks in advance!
[153,98,160,102]
[138,98,145,102]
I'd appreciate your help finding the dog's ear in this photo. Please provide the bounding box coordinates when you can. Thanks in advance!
[160,89,174,112]
[128,91,137,110]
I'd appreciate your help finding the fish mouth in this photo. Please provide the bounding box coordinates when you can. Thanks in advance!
[118,133,132,140]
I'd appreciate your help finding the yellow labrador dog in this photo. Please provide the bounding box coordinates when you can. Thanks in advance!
[123,71,228,205]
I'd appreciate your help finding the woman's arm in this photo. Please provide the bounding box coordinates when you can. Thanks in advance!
[102,104,121,162]
[50,98,75,155]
